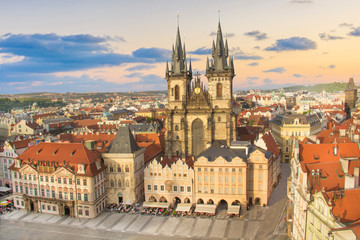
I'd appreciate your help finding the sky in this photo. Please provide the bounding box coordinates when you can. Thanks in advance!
[0,0,359,94]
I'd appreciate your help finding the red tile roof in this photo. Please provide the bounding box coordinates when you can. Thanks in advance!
[326,189,360,223]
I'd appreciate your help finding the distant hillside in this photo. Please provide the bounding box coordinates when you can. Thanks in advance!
[284,82,356,93]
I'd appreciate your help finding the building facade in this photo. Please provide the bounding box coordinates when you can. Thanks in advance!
[164,22,236,158]
[0,141,18,187]
[102,126,146,204]
[8,142,107,218]
[345,77,357,116]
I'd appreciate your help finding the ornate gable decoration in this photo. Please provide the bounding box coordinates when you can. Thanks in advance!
[54,166,74,176]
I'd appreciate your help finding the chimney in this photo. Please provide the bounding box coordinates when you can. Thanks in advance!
[333,146,337,156]
[84,140,95,151]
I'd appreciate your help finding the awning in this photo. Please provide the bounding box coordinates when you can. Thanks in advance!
[0,187,11,192]
[0,201,9,206]
[142,202,170,208]
[227,205,241,215]
[194,204,216,214]
[176,203,192,212]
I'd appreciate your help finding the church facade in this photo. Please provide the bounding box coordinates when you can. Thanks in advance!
[164,23,237,158]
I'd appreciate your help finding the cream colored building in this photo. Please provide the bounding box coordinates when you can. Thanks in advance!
[9,142,107,218]
[11,119,42,136]
[144,157,194,204]
[102,126,145,204]
[194,141,278,207]
[270,113,325,162]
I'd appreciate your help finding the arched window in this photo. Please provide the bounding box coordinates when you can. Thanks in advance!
[175,85,180,100]
[125,180,129,187]
[218,116,221,122]
[118,180,122,188]
[117,165,121,172]
[217,83,222,98]
[171,88,174,96]
[125,165,129,172]
[175,125,179,131]
[110,180,114,187]
[109,165,113,172]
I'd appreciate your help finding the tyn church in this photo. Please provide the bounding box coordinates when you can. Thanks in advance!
[165,22,237,158]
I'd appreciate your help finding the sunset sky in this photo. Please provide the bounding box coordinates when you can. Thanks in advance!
[1,0,359,94]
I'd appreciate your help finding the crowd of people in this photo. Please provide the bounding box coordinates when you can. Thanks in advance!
[105,203,139,214]
[0,199,18,215]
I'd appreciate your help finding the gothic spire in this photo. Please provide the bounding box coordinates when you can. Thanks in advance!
[169,26,186,75]
[212,21,228,71]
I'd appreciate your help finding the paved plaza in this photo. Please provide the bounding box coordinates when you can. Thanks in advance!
[0,164,290,240]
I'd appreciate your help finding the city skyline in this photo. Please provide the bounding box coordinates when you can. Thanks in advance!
[1,0,360,94]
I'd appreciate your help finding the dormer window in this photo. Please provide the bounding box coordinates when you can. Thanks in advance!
[77,163,86,174]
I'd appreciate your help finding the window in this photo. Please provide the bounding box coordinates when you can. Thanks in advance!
[63,178,67,184]
[125,166,129,172]
[58,177,61,183]
[210,168,214,172]
[219,187,223,194]
[180,186,184,192]
[154,185,158,191]
[187,186,191,192]
[204,186,208,193]
[77,179,80,185]
[147,185,151,191]
[78,193,81,201]
[232,176,236,183]
[175,85,180,100]
[33,175,36,181]
[34,188,37,196]
[41,188,44,196]
[47,205,51,211]
[219,176,222,183]
[83,179,87,186]
[175,125,179,131]
[24,174,27,180]
[15,185,18,192]
[40,176,43,181]
[45,176,49,182]
[198,176,201,182]
[160,185,165,191]
[46,189,50,197]
[51,176,54,183]
[217,83,222,98]
[69,178,72,184]
[84,194,88,202]
[25,187,28,195]
[58,191,62,199]
[219,168,222,172]
[238,176,242,183]
[204,168,208,172]
[210,176,214,182]
[259,173,263,180]
[53,206,56,211]
[225,187,228,194]
[14,172,17,179]
[52,190,55,198]
[285,147,288,152]
[117,166,121,172]
[225,176,229,182]
[110,180,114,187]
[85,210,89,216]
[198,168,201,172]
[109,165,113,172]
[79,209,83,215]
[42,205,45,210]
[173,186,178,192]
[204,176,208,182]
[232,168,236,172]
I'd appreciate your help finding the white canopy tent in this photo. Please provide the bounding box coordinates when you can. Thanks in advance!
[0,187,11,192]
[176,203,192,212]
[227,205,241,215]
[194,204,216,214]
[142,202,170,208]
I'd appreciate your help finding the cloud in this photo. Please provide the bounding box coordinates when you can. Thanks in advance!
[244,30,268,41]
[248,62,259,66]
[125,64,156,72]
[290,0,313,3]
[247,76,259,80]
[0,33,171,76]
[263,67,286,73]
[246,76,259,85]
[263,78,274,84]
[293,73,305,78]
[233,50,263,60]
[339,23,353,28]
[329,64,336,69]
[209,32,235,38]
[265,37,316,51]
[348,27,360,36]
[319,33,344,40]
[189,47,211,55]
[315,75,322,78]
[132,47,170,60]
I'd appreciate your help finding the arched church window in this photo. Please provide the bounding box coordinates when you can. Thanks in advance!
[217,83,222,98]
[110,180,114,187]
[218,116,221,122]
[175,125,179,131]
[118,180,122,188]
[109,165,113,172]
[175,85,180,100]
[171,88,174,96]
[125,165,129,172]
[117,165,121,172]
